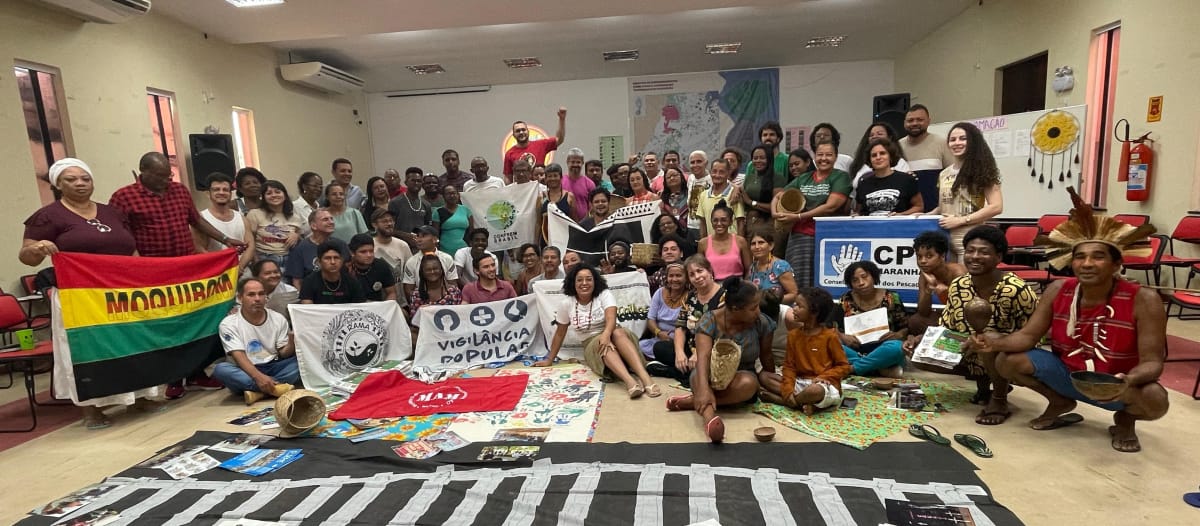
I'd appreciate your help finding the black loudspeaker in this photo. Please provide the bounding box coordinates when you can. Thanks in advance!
[189,133,235,190]
[872,92,911,135]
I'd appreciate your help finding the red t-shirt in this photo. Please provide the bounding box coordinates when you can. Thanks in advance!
[1050,278,1141,374]
[503,138,558,177]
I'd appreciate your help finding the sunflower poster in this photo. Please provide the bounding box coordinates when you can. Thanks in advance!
[461,182,541,251]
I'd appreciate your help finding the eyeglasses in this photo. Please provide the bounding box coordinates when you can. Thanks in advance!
[87,218,112,233]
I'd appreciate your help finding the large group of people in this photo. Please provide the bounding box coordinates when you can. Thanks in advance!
[19,104,1170,453]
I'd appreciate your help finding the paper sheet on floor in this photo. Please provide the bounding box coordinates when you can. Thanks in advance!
[445,365,603,443]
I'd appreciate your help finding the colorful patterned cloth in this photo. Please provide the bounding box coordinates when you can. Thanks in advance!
[446,365,604,443]
[753,377,974,450]
[308,414,454,442]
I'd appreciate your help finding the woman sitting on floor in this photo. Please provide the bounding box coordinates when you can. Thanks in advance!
[829,261,907,378]
[665,277,776,443]
[535,263,660,399]
[641,262,688,364]
[651,254,726,384]
[760,287,853,414]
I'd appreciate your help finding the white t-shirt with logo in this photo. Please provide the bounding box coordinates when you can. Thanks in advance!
[555,289,616,343]
[219,310,291,365]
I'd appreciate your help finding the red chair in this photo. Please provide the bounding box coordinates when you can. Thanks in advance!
[0,293,50,346]
[1121,234,1167,286]
[1037,214,1070,233]
[1159,216,1200,286]
[1011,269,1054,291]
[0,340,62,432]
[998,225,1043,271]
[1112,213,1150,227]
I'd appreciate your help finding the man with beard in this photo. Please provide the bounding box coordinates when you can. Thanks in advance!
[561,148,595,220]
[898,105,955,212]
[461,252,517,304]
[463,157,505,193]
[757,121,789,176]
[504,107,567,181]
[198,173,255,269]
[370,209,413,284]
[421,173,445,208]
[438,149,471,191]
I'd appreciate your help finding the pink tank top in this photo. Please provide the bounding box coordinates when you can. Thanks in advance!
[706,238,744,281]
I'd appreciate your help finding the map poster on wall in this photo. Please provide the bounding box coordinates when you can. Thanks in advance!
[630,68,779,161]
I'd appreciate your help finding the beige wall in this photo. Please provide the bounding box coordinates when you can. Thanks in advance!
[0,1,371,289]
[895,0,1200,235]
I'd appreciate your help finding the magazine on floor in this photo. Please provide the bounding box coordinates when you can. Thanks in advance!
[208,434,275,454]
[33,482,119,517]
[910,326,968,369]
[477,445,539,461]
[219,449,304,476]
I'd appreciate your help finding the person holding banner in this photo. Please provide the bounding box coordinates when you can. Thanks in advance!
[931,122,1004,260]
[665,277,776,443]
[698,201,750,281]
[627,169,660,205]
[580,188,615,230]
[541,163,576,222]
[21,157,163,429]
[535,263,660,399]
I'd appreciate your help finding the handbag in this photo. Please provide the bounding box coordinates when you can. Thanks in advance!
[709,338,742,390]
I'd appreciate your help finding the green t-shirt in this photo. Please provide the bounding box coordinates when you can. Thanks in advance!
[743,167,789,204]
[783,169,851,235]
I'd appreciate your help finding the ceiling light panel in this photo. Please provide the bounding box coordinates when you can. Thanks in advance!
[705,42,742,55]
[406,64,445,75]
[603,50,640,62]
[225,0,286,7]
[504,57,543,69]
[805,35,847,48]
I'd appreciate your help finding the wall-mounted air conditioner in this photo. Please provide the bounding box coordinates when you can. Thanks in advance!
[280,62,365,94]
[37,0,151,24]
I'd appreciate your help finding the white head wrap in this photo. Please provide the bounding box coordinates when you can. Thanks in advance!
[48,158,93,187]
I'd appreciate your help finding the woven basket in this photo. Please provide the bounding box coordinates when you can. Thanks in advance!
[609,194,627,212]
[274,389,327,438]
[773,189,807,231]
[631,243,658,267]
[709,338,742,390]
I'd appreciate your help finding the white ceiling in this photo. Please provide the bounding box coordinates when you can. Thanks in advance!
[152,0,971,93]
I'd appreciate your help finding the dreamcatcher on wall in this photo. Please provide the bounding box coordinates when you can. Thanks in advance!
[1028,110,1081,190]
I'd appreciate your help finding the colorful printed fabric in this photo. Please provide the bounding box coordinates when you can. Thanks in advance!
[446,365,604,443]
[308,414,455,442]
[752,377,974,449]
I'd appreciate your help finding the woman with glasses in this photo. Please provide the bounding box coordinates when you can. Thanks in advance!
[19,158,161,430]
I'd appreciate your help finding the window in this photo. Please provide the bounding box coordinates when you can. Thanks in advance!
[997,52,1048,115]
[147,89,184,183]
[1082,23,1120,207]
[231,107,259,169]
[14,62,72,205]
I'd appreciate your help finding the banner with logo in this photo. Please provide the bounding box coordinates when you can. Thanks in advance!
[329,370,528,418]
[814,216,945,304]
[50,250,238,401]
[546,201,658,265]
[460,182,541,251]
[411,294,545,381]
[530,272,651,360]
[288,302,413,390]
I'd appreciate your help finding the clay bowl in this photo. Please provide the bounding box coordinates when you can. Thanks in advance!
[871,378,898,390]
[753,426,776,442]
[1070,371,1127,401]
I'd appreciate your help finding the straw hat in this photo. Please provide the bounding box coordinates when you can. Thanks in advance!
[274,389,327,438]
[709,339,742,390]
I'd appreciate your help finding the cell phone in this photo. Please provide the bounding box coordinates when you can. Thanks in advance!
[840,397,858,410]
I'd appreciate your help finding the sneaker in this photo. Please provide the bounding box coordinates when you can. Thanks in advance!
[645,361,673,378]
[165,382,186,400]
[186,374,224,391]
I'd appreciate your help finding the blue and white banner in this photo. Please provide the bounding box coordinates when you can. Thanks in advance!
[411,294,545,381]
[530,272,651,360]
[814,216,945,304]
[460,182,541,251]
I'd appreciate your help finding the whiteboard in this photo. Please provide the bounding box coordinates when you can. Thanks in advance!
[929,105,1087,219]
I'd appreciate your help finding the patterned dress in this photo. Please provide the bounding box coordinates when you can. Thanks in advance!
[939,272,1039,377]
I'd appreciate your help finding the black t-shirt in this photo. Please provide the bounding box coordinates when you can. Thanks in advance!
[855,173,919,216]
[348,259,397,301]
[300,270,367,304]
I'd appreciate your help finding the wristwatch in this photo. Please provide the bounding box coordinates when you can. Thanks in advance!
[752,200,758,207]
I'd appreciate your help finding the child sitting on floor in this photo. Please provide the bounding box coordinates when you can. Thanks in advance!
[759,287,852,415]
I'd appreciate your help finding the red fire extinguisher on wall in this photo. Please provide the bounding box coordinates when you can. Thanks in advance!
[1114,119,1154,201]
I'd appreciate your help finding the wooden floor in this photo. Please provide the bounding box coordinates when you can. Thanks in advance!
[3,320,1200,525]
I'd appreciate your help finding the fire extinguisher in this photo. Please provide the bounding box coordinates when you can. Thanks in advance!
[1114,119,1154,201]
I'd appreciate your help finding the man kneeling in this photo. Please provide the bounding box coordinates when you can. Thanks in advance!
[974,239,1168,452]
[213,278,300,404]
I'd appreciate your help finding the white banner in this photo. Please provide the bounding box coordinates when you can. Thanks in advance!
[411,294,545,381]
[460,182,541,251]
[530,272,651,360]
[546,201,658,264]
[287,302,413,390]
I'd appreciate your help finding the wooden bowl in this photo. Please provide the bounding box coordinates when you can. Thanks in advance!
[871,378,898,390]
[1070,370,1126,401]
[753,426,776,442]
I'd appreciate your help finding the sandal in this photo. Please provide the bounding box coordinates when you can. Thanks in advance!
[1030,412,1084,431]
[954,433,993,458]
[666,394,690,412]
[645,384,662,398]
[628,384,645,399]
[705,416,725,443]
[908,424,951,446]
[131,399,168,413]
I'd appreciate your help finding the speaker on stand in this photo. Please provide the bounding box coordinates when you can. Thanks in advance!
[872,93,911,135]
[188,134,235,190]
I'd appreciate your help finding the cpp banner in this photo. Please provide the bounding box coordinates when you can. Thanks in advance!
[411,294,545,381]
[814,216,945,304]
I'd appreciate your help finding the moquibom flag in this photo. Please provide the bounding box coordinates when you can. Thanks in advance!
[50,250,238,401]
[288,302,413,390]
[411,294,545,381]
[530,272,650,360]
[460,182,541,251]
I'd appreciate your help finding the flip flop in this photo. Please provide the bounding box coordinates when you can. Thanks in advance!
[705,416,725,443]
[666,395,690,412]
[84,419,112,430]
[1108,425,1142,453]
[1030,412,1084,431]
[628,385,645,399]
[645,384,662,398]
[908,424,951,446]
[974,409,1012,426]
[954,433,993,458]
[1184,492,1200,508]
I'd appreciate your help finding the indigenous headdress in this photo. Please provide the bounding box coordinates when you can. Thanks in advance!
[1036,187,1155,270]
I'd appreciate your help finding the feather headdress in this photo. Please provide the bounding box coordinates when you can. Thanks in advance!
[1036,187,1155,270]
